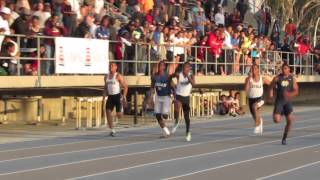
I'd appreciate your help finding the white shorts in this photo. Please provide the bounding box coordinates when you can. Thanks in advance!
[154,95,171,115]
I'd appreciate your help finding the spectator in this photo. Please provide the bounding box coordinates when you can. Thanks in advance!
[194,8,208,36]
[295,36,311,75]
[33,2,51,30]
[61,0,77,36]
[236,0,247,22]
[43,14,67,74]
[0,41,19,75]
[74,15,95,38]
[27,15,41,49]
[7,2,19,25]
[0,7,11,49]
[285,18,296,44]
[214,6,224,26]
[11,8,32,48]
[95,15,110,39]
[255,5,267,36]
[16,0,31,11]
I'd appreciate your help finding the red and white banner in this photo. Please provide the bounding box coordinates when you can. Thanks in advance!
[55,37,109,74]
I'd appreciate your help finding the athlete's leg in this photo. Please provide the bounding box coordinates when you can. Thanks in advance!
[182,102,191,134]
[174,99,182,125]
[106,109,114,129]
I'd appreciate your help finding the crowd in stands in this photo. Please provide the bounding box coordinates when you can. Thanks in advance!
[0,0,319,76]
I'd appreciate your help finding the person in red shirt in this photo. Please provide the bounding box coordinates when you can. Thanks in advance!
[285,18,296,43]
[295,37,311,75]
[207,28,224,74]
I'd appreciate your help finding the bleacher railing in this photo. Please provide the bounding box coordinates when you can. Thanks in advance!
[0,34,317,78]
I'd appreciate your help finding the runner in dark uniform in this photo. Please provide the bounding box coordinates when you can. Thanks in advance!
[151,61,172,138]
[269,63,299,145]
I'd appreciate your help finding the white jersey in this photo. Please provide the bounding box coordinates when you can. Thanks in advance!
[248,76,263,98]
[106,73,120,95]
[176,73,192,97]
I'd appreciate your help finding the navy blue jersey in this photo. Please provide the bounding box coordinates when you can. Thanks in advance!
[276,74,294,101]
[151,73,171,96]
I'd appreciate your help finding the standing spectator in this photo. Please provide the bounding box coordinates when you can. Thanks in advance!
[43,14,67,75]
[295,37,311,75]
[255,5,266,36]
[61,0,77,36]
[264,7,272,36]
[271,19,281,49]
[236,0,247,22]
[33,2,51,30]
[11,8,32,48]
[230,8,241,29]
[140,0,154,14]
[66,0,80,20]
[214,6,225,26]
[285,18,296,44]
[0,7,11,50]
[194,8,207,36]
[7,2,20,25]
[27,15,41,49]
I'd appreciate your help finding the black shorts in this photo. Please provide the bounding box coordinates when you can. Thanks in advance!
[248,97,262,115]
[175,95,190,111]
[106,94,122,112]
[274,100,293,116]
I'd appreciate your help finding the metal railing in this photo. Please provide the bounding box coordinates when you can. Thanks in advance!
[0,34,317,79]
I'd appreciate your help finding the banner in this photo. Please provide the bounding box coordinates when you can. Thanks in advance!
[55,37,109,74]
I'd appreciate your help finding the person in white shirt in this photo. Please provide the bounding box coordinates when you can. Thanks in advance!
[244,64,271,134]
[214,7,225,26]
[170,62,195,141]
[33,2,51,29]
[0,7,11,51]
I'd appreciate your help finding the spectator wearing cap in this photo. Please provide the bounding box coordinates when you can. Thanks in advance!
[33,2,51,30]
[11,8,32,48]
[0,7,11,51]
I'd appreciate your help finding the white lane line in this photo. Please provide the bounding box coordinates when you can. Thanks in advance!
[0,116,254,153]
[164,144,320,180]
[256,160,320,180]
[0,116,318,164]
[58,129,320,179]
[1,121,317,177]
[0,108,317,153]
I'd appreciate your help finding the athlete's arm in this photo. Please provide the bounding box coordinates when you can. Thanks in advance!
[117,74,128,99]
[244,76,250,94]
[188,74,195,87]
[168,72,179,89]
[284,77,299,100]
[103,75,108,99]
[268,76,278,99]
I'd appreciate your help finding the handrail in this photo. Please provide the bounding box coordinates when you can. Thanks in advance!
[0,34,317,79]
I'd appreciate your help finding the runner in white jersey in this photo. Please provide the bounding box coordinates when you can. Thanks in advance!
[170,62,195,141]
[244,64,270,134]
[103,63,128,137]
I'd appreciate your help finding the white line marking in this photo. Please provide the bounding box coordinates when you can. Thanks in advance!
[0,116,318,164]
[164,144,320,180]
[61,131,320,179]
[1,121,317,176]
[0,107,317,153]
[0,116,253,153]
[256,160,320,180]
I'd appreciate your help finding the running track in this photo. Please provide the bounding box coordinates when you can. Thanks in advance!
[0,107,320,180]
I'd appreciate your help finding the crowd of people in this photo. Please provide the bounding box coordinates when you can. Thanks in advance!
[0,0,319,76]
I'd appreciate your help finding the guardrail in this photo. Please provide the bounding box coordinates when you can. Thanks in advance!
[0,34,317,80]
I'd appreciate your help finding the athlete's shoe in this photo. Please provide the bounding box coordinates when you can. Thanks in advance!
[254,125,260,134]
[186,132,192,142]
[282,139,287,145]
[109,129,116,137]
[171,121,180,134]
[257,100,265,108]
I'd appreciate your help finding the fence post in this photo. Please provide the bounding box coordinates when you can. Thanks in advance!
[134,90,138,125]
[37,36,41,87]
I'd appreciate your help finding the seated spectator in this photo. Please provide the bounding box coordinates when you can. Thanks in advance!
[215,95,229,115]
